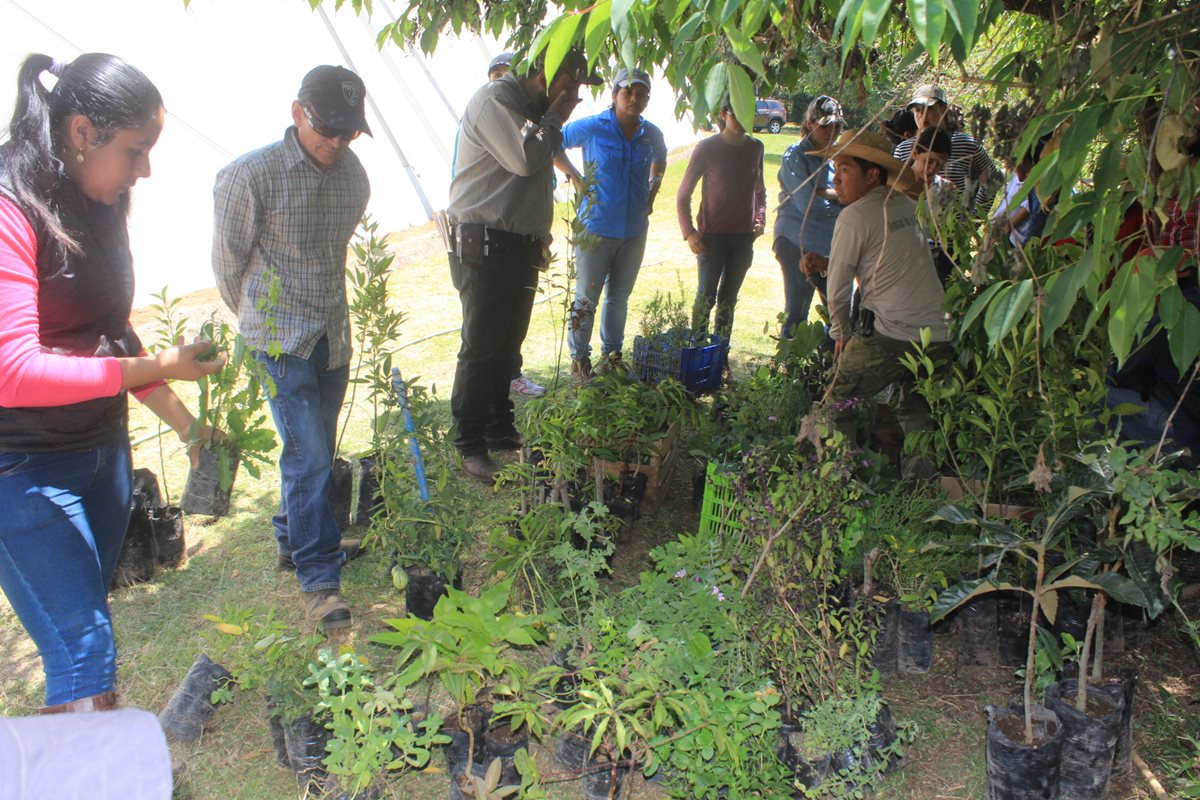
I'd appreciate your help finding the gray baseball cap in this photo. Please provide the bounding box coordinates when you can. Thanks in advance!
[907,83,948,108]
[614,68,651,90]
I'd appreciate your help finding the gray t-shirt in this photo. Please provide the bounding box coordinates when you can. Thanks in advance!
[827,186,949,343]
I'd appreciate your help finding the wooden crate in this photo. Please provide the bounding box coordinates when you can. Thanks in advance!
[594,420,681,509]
[939,477,1039,521]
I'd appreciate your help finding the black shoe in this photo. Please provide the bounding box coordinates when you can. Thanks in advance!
[277,539,364,572]
[462,453,501,483]
[485,429,525,451]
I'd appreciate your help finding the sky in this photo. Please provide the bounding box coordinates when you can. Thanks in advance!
[1,0,698,304]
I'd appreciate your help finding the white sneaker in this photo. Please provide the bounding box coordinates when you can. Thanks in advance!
[510,374,547,397]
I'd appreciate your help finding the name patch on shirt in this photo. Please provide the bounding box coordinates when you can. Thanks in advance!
[888,214,918,232]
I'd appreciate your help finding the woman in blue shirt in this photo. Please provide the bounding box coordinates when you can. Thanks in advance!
[772,96,845,337]
[555,68,667,381]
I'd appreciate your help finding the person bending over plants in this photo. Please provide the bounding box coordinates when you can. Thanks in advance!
[0,53,222,712]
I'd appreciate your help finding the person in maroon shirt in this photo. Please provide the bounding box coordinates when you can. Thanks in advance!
[676,100,767,341]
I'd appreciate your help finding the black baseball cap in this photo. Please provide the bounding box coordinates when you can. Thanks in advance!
[298,65,372,136]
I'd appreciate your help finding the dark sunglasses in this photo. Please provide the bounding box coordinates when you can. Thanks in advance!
[303,105,360,142]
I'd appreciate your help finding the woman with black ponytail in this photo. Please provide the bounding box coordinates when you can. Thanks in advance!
[0,53,223,713]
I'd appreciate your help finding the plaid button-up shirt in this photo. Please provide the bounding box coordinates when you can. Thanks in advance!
[212,128,369,368]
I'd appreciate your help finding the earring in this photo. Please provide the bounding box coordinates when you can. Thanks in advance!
[75,152,84,164]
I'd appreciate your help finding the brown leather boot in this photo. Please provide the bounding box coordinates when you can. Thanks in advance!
[41,691,118,714]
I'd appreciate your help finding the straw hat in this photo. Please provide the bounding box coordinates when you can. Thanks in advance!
[807,128,917,193]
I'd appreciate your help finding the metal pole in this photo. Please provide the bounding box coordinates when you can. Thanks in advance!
[377,0,462,125]
[357,14,452,166]
[316,5,434,219]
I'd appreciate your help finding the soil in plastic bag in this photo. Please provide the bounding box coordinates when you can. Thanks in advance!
[181,446,236,517]
[151,505,186,569]
[406,567,458,621]
[956,594,1000,667]
[832,702,900,776]
[1108,667,1138,776]
[354,455,383,527]
[267,710,291,769]
[483,720,528,785]
[898,609,934,674]
[329,457,353,531]
[283,712,332,788]
[1045,679,1124,800]
[582,758,629,800]
[777,725,833,791]
[132,468,163,508]
[554,729,591,771]
[871,600,900,677]
[442,705,488,775]
[985,704,1065,800]
[113,494,158,589]
[158,653,232,742]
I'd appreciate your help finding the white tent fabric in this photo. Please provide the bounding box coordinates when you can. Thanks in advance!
[1,0,699,305]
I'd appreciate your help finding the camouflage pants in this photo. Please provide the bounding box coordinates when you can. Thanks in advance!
[825,333,953,441]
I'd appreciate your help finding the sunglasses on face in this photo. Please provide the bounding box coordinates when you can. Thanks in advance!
[303,105,360,142]
[816,116,844,128]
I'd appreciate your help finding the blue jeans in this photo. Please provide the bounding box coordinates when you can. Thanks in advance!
[569,233,648,360]
[255,336,349,592]
[0,431,131,704]
[692,233,756,340]
[773,237,818,339]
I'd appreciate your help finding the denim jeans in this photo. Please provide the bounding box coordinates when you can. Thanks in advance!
[449,241,540,456]
[255,336,349,592]
[773,237,818,339]
[692,233,756,340]
[0,431,131,704]
[569,233,648,360]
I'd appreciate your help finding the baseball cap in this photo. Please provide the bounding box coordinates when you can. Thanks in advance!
[298,65,372,136]
[488,53,513,75]
[614,68,651,90]
[908,83,948,108]
[805,95,844,127]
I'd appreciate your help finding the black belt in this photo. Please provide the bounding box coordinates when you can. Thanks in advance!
[450,223,542,255]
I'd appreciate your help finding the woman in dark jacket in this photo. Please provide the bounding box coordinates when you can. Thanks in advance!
[0,53,222,713]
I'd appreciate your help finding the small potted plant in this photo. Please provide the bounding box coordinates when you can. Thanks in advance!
[181,316,277,517]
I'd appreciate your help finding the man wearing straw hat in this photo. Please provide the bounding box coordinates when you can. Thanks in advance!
[801,130,952,457]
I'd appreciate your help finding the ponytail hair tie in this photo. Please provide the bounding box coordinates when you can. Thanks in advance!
[47,59,67,77]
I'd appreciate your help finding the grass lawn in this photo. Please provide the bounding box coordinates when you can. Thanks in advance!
[1,125,1197,799]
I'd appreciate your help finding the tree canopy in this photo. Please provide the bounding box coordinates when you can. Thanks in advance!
[317,0,1200,375]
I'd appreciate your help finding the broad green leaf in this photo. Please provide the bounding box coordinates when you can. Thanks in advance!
[672,13,705,51]
[960,280,1008,333]
[1042,248,1096,342]
[725,25,767,78]
[931,578,996,622]
[945,0,977,45]
[908,0,947,65]
[859,0,893,47]
[719,0,743,26]
[584,2,613,60]
[1038,588,1058,625]
[611,0,636,37]
[727,63,756,133]
[1166,299,1200,376]
[544,13,585,86]
[984,279,1033,347]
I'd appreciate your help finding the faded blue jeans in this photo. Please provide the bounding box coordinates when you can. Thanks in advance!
[0,431,131,705]
[255,336,349,592]
[569,233,648,360]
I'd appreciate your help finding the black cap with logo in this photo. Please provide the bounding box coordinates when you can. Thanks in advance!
[298,65,372,136]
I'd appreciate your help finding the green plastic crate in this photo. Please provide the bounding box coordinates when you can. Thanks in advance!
[699,461,743,538]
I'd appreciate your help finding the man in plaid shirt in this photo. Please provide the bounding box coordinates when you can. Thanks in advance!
[212,66,370,631]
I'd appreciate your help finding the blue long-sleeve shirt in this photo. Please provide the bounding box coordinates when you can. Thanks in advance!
[773,134,842,256]
[561,107,667,239]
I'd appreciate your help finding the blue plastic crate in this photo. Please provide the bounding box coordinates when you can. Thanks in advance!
[630,330,728,393]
